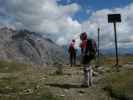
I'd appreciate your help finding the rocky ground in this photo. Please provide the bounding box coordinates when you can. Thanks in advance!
[1,60,133,100]
[44,64,112,100]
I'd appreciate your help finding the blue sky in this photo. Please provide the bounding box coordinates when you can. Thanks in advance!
[58,0,133,22]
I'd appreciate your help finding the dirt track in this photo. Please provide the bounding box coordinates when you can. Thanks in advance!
[0,63,123,100]
[43,65,114,100]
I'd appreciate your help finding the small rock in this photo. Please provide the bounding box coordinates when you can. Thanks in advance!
[60,94,65,97]
[78,90,85,94]
[42,77,46,80]
[97,67,104,71]
[93,71,99,76]
[23,89,33,94]
[64,89,69,92]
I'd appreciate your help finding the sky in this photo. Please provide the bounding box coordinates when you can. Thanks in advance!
[0,0,133,49]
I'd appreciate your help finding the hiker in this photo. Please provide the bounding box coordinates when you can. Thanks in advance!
[80,42,84,64]
[80,32,97,87]
[68,39,76,67]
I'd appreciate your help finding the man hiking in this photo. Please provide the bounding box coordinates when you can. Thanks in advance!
[68,39,76,67]
[80,32,97,87]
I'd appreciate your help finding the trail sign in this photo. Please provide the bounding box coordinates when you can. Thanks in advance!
[108,14,121,67]
[97,27,100,67]
[108,14,121,23]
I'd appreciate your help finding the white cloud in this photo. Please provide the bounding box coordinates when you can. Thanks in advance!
[81,3,133,49]
[0,0,133,49]
[1,0,81,45]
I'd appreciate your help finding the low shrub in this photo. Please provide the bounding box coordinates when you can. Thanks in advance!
[105,71,133,100]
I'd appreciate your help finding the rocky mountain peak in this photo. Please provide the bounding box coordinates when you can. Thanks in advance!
[0,28,67,65]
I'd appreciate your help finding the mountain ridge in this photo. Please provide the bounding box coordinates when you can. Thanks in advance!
[0,27,67,65]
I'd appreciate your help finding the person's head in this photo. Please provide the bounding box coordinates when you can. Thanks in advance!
[80,32,87,41]
[72,39,75,43]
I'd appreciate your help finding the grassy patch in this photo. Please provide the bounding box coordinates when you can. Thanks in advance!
[0,60,63,100]
[104,71,133,100]
[100,56,133,65]
[0,60,30,73]
[38,93,63,100]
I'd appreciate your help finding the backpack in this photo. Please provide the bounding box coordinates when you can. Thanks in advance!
[85,39,97,56]
[68,44,75,53]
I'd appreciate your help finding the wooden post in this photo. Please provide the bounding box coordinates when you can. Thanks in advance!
[113,22,119,66]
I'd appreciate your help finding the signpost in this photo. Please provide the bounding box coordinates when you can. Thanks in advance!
[98,27,100,60]
[96,27,100,67]
[108,14,121,66]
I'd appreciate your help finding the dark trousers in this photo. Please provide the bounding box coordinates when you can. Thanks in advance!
[69,52,76,67]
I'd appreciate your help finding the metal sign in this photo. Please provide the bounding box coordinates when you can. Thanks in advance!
[108,14,122,67]
[108,14,121,23]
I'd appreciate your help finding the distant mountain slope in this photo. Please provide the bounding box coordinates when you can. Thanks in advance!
[100,47,133,56]
[0,27,67,65]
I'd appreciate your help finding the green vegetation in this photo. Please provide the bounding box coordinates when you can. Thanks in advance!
[0,60,29,73]
[105,70,133,100]
[39,93,63,100]
[100,56,133,65]
[0,57,133,100]
[0,60,63,100]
